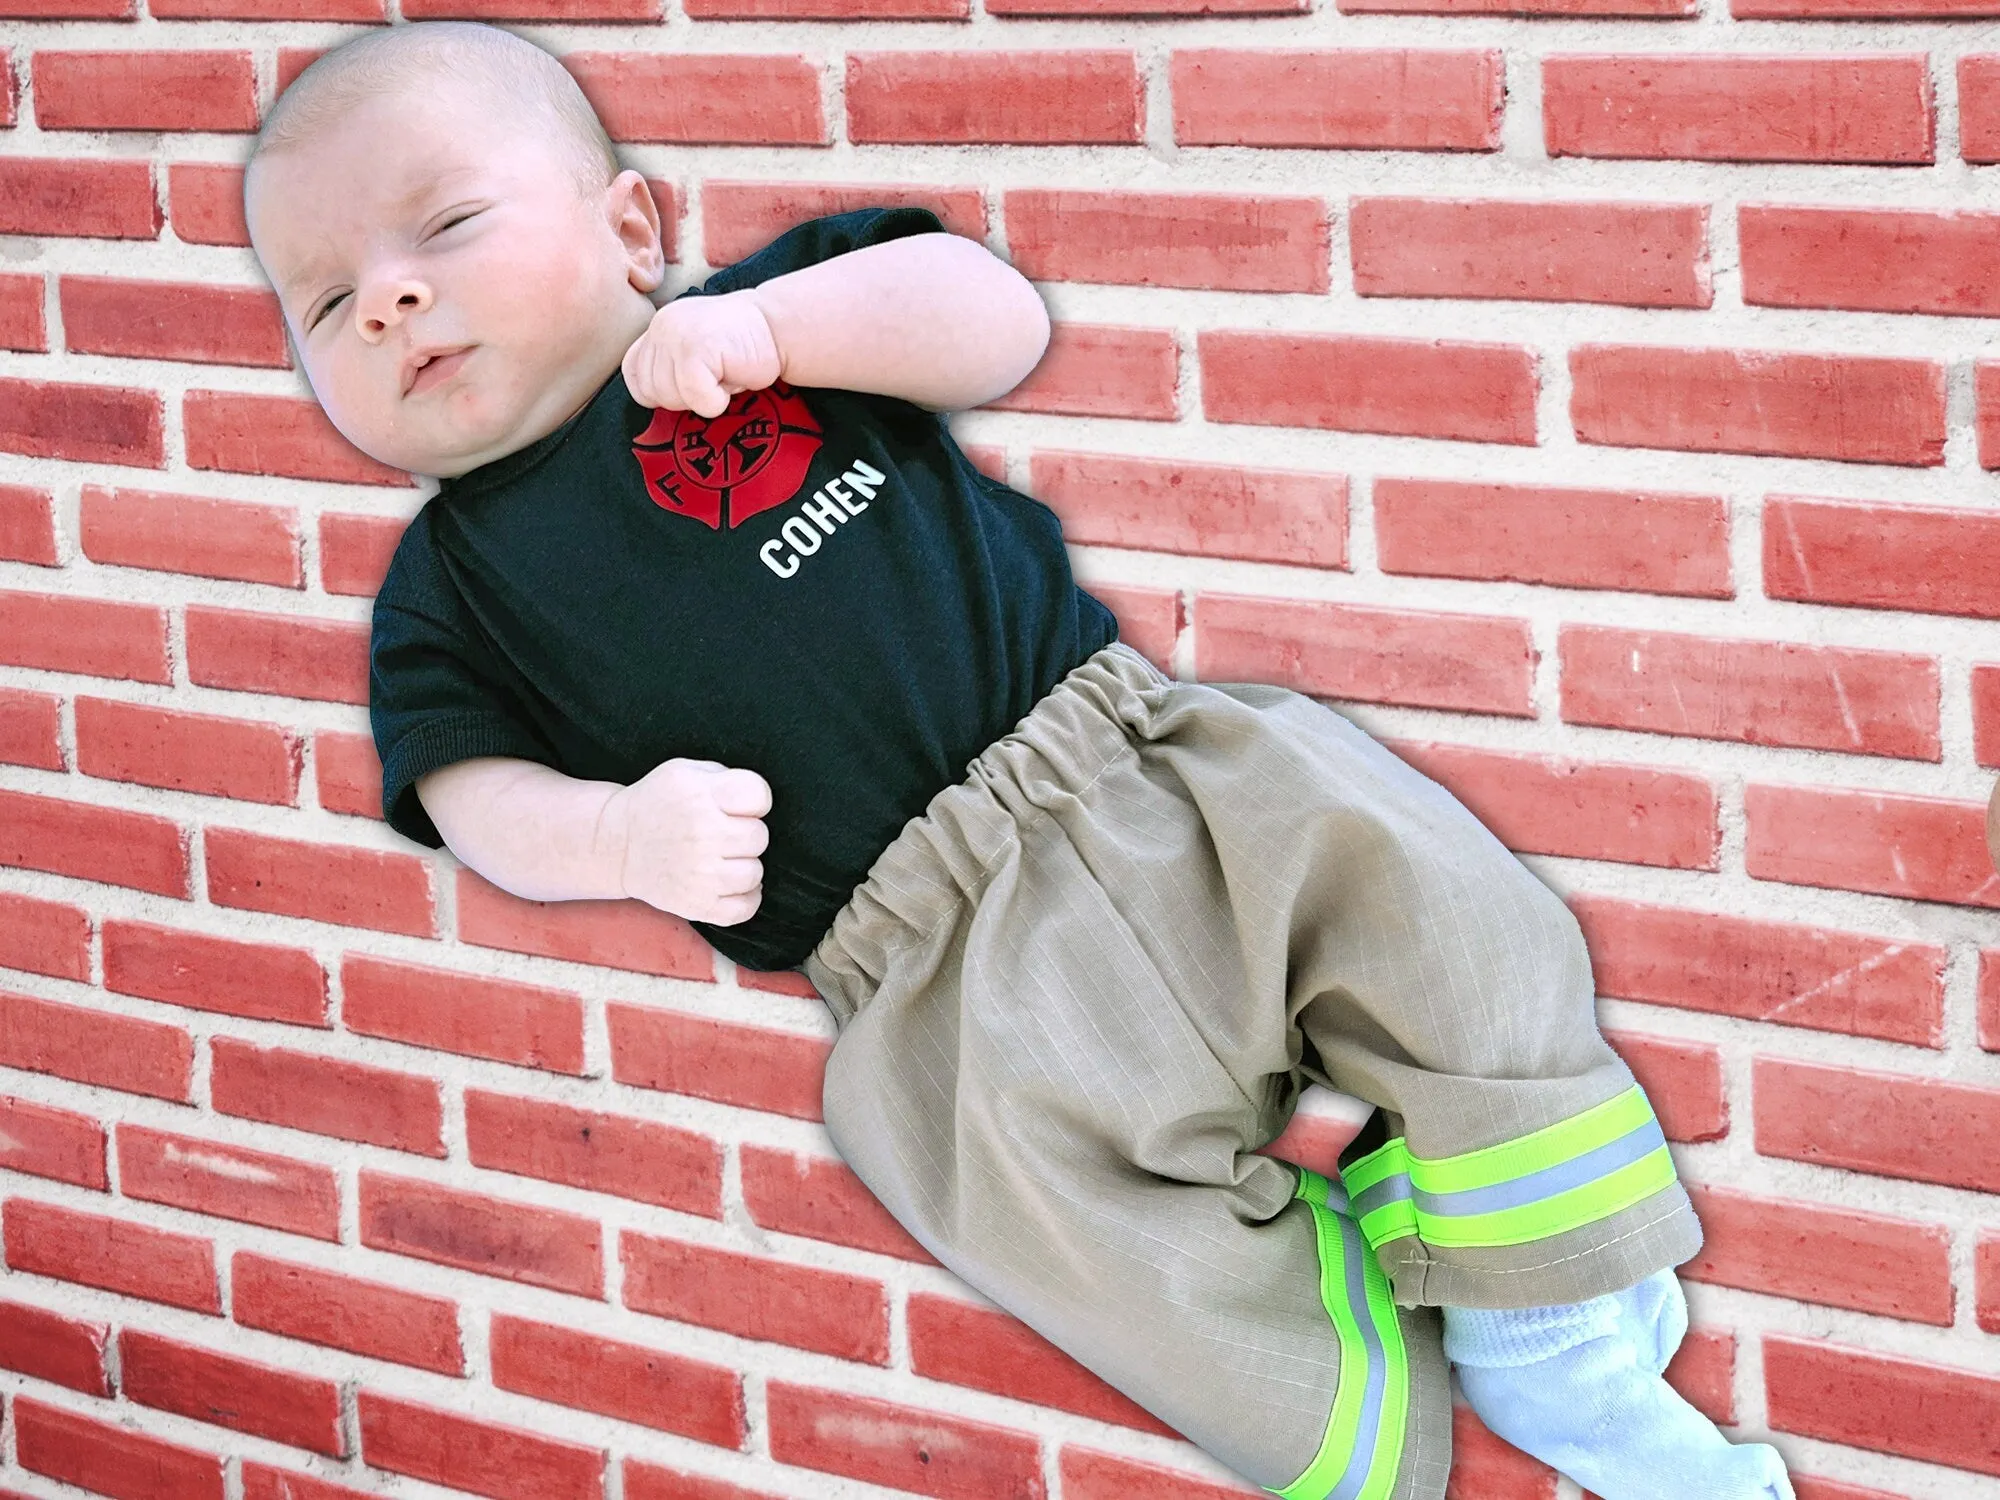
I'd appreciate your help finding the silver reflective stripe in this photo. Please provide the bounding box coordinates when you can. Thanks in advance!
[1412,1117,1669,1220]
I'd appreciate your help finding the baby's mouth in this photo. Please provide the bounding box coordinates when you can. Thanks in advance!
[408,346,473,396]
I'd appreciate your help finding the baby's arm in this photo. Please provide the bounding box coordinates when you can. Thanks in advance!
[750,232,1051,411]
[416,755,770,926]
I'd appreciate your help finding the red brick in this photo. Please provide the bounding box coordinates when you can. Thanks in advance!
[3,1197,219,1313]
[1962,55,2000,162]
[0,685,61,770]
[314,728,382,817]
[183,389,413,486]
[1978,1233,2000,1333]
[0,587,169,682]
[1353,198,1709,308]
[491,1313,745,1448]
[103,919,324,1025]
[360,1170,605,1298]
[1196,593,1536,717]
[1375,479,1730,598]
[1984,950,2000,1051]
[849,51,1141,145]
[983,322,1179,420]
[910,1292,1175,1434]
[342,954,584,1074]
[1087,583,1179,671]
[318,511,404,596]
[1765,494,2000,621]
[0,1093,107,1189]
[465,1088,722,1217]
[625,1467,786,1500]
[998,0,1299,13]
[61,275,286,366]
[118,1123,339,1239]
[1560,624,1939,761]
[1063,1445,1266,1499]
[609,1004,829,1121]
[1172,48,1504,150]
[0,788,188,896]
[1664,1327,1735,1425]
[767,1381,1045,1497]
[0,1296,110,1394]
[567,51,825,146]
[1389,741,1720,870]
[1202,330,1538,446]
[33,50,255,132]
[0,891,89,981]
[207,827,436,936]
[80,484,300,586]
[621,1230,888,1363]
[739,1144,937,1263]
[120,1328,344,1455]
[1981,361,2000,468]
[1446,1404,1558,1499]
[184,605,370,705]
[457,868,713,979]
[1572,345,1946,467]
[1755,1056,2000,1194]
[0,158,162,241]
[702,180,987,266]
[211,1037,444,1156]
[0,482,57,564]
[1683,1184,1952,1325]
[1030,451,1346,569]
[1745,784,1998,909]
[1765,1335,2000,1477]
[1574,896,1944,1047]
[0,377,163,466]
[357,1390,605,1500]
[1745,0,2000,14]
[166,161,248,247]
[1741,205,2000,316]
[242,1465,396,1500]
[77,696,302,804]
[691,0,966,20]
[12,1395,225,1500]
[1602,1030,1728,1144]
[1544,55,1934,164]
[232,1250,463,1375]
[1006,189,1329,293]
[0,270,46,351]
[0,987,192,1100]
[1793,1479,1911,1500]
[737,964,821,996]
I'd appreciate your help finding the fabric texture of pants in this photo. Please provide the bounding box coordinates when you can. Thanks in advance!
[801,642,1703,1500]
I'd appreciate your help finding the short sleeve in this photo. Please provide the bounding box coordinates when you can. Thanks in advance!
[678,205,950,301]
[369,510,561,848]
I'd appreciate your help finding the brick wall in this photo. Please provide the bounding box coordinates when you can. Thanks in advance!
[0,3,1996,1498]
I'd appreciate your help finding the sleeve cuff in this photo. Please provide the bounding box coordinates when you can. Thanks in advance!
[378,714,563,849]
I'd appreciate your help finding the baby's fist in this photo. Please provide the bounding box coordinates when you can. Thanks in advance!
[623,291,782,418]
[609,757,772,926]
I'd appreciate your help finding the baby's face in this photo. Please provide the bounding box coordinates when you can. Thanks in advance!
[246,86,662,479]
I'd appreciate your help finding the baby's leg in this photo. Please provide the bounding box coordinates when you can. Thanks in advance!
[1445,1270,1793,1500]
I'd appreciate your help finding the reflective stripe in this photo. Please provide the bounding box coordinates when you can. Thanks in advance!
[1338,1086,1679,1253]
[1273,1168,1409,1500]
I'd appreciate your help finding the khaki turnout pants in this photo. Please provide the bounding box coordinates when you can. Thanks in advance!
[802,642,1702,1500]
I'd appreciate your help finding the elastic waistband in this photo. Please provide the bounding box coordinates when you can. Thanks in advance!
[803,640,1171,1024]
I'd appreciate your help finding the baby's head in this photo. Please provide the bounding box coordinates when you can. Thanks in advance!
[244,21,666,480]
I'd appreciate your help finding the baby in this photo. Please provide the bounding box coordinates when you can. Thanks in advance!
[244,21,1796,1500]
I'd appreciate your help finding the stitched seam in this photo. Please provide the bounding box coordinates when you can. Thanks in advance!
[1418,1198,1693,1279]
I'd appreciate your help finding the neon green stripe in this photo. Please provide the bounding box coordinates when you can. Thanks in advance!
[1408,1086,1655,1195]
[1341,1137,1410,1196]
[1356,1225,1409,1500]
[1414,1146,1678,1248]
[1277,1169,1364,1500]
[1357,1200,1418,1252]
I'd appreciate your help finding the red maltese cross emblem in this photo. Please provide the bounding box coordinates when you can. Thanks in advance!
[631,379,823,530]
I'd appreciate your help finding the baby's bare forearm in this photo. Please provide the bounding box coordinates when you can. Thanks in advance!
[415,757,629,903]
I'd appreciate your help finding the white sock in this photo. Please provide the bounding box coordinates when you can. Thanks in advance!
[1443,1271,1794,1500]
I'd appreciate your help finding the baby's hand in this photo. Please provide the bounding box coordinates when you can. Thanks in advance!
[622,291,782,418]
[607,757,771,925]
